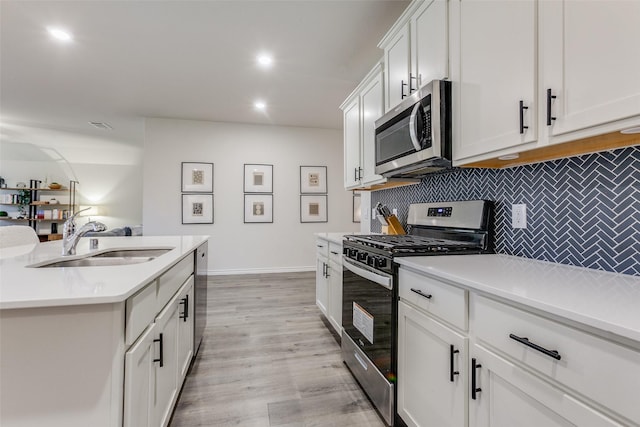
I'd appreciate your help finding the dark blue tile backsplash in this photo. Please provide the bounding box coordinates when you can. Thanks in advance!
[371,146,640,276]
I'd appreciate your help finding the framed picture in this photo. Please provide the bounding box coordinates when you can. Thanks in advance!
[300,195,327,223]
[244,164,273,193]
[182,162,213,193]
[353,193,361,223]
[300,165,327,194]
[244,194,273,223]
[182,194,213,224]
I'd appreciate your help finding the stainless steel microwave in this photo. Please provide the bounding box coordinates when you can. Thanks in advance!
[374,79,452,178]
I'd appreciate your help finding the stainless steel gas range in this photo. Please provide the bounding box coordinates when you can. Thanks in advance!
[341,200,493,426]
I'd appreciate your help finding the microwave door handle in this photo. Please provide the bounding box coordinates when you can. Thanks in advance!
[408,103,423,152]
[343,258,392,290]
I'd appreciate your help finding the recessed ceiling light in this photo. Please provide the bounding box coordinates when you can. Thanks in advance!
[47,27,72,42]
[257,54,273,68]
[254,101,266,110]
[620,126,640,134]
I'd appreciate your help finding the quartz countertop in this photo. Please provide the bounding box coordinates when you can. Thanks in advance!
[0,235,208,310]
[314,231,376,245]
[396,254,640,344]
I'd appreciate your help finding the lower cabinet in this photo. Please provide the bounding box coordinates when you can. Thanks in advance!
[316,255,329,315]
[315,237,343,336]
[469,344,621,427]
[124,275,195,427]
[397,301,467,427]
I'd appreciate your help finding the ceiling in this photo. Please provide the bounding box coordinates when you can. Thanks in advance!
[0,0,409,147]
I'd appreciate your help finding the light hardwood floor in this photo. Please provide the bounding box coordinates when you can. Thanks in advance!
[170,272,385,427]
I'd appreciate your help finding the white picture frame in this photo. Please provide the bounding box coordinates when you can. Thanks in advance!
[244,164,273,193]
[182,194,213,224]
[182,162,213,193]
[244,194,273,223]
[300,165,327,194]
[300,195,327,223]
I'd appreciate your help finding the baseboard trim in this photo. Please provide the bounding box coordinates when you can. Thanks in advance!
[209,266,315,276]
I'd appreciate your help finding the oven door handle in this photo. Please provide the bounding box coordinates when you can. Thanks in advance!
[343,258,392,291]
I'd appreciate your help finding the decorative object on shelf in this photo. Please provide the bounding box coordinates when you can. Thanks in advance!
[48,182,62,190]
[300,165,327,194]
[182,194,214,224]
[16,182,26,188]
[353,193,361,223]
[300,194,328,223]
[0,211,7,217]
[244,164,273,193]
[181,162,213,193]
[244,194,273,223]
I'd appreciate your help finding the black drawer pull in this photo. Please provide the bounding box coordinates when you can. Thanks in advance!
[180,297,189,322]
[509,333,561,360]
[410,288,432,300]
[153,333,164,367]
[471,358,481,400]
[546,88,557,126]
[519,100,529,134]
[450,345,460,382]
[331,251,339,255]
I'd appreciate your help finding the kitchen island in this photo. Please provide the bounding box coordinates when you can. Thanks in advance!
[0,235,208,427]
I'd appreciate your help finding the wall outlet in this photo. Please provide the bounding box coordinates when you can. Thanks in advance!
[392,208,398,216]
[512,204,527,229]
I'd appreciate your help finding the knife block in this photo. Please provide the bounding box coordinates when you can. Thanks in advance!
[384,215,406,235]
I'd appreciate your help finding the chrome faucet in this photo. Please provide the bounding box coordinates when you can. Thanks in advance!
[62,208,107,256]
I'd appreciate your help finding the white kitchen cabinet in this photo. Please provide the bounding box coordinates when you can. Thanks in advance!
[327,241,343,335]
[176,277,195,383]
[450,0,538,162]
[469,344,622,427]
[397,301,467,427]
[380,0,449,112]
[341,63,386,190]
[540,0,640,141]
[124,323,156,427]
[315,239,329,315]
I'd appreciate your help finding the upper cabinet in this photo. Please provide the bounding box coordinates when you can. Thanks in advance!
[451,0,640,166]
[380,0,449,112]
[341,63,386,190]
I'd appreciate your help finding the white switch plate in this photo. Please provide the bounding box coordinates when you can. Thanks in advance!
[512,204,527,229]
[392,208,398,216]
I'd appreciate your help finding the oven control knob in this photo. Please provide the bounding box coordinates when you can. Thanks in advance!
[357,252,368,262]
[376,258,387,268]
[348,248,358,258]
[343,247,349,256]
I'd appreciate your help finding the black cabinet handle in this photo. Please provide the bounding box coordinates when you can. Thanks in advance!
[401,80,408,99]
[358,167,363,181]
[153,333,164,367]
[331,251,339,255]
[410,288,432,300]
[450,345,460,382]
[509,333,561,360]
[325,263,330,278]
[471,358,481,400]
[180,297,189,322]
[409,73,418,92]
[546,88,557,126]
[519,100,529,134]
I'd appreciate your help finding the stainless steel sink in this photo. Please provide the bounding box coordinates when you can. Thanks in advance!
[29,247,173,268]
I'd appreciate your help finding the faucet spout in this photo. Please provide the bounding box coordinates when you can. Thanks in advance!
[62,208,107,256]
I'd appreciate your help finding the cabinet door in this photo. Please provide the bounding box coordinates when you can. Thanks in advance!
[384,24,411,111]
[152,296,180,427]
[124,323,156,427]
[452,0,537,161]
[360,70,385,186]
[316,256,328,315]
[343,97,362,189]
[411,0,449,87]
[327,259,343,335]
[176,277,195,382]
[469,344,623,427]
[540,0,640,138]
[397,301,467,427]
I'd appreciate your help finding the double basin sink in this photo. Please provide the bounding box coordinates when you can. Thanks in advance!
[29,248,173,268]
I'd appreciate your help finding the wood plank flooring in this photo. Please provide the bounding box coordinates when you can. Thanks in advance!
[170,272,385,427]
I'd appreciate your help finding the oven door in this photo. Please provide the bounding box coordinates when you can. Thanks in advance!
[342,257,394,378]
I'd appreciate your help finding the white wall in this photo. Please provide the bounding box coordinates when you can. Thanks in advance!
[143,118,359,274]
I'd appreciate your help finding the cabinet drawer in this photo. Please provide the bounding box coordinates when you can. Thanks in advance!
[316,239,329,258]
[157,255,193,312]
[125,280,157,346]
[473,295,640,424]
[399,268,468,331]
[328,242,342,265]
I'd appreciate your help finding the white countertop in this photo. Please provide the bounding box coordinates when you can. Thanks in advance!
[0,235,208,310]
[396,254,640,344]
[314,231,376,245]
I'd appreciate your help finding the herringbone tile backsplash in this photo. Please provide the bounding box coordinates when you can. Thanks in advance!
[371,146,640,276]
